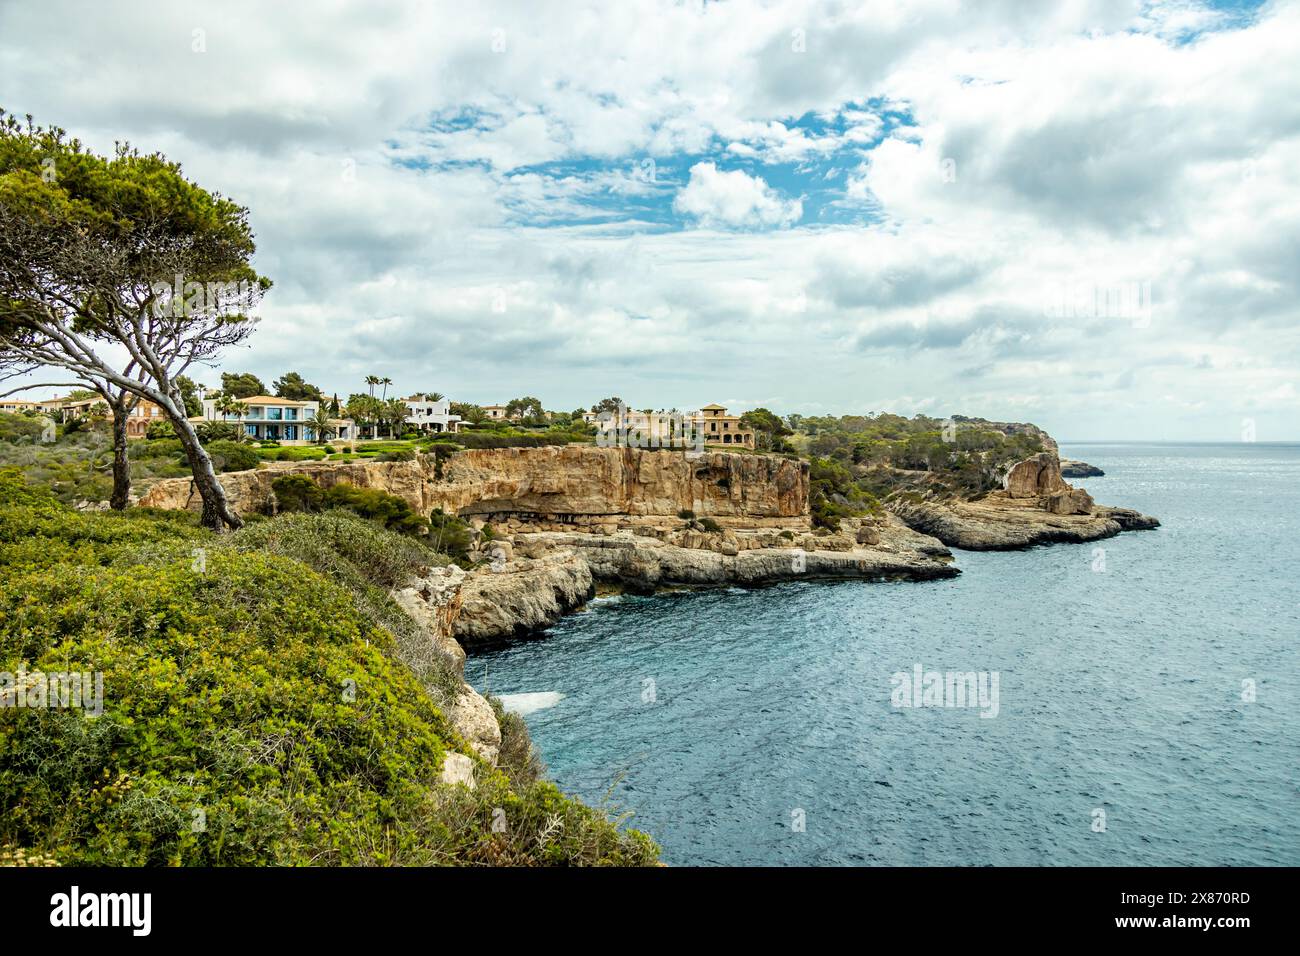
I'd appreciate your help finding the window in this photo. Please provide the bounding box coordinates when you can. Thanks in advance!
[284,425,297,441]
[284,408,297,421]
[266,407,282,421]
[245,424,258,438]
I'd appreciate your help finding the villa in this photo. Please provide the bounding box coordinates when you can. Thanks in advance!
[403,396,462,433]
[691,404,755,448]
[596,403,755,449]
[198,395,355,445]
[123,400,166,438]
[482,404,509,421]
[0,400,39,415]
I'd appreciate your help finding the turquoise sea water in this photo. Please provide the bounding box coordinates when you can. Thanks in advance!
[470,443,1300,866]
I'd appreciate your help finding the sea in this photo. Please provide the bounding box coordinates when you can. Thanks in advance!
[469,442,1300,865]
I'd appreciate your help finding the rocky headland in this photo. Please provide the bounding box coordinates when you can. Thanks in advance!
[887,452,1155,550]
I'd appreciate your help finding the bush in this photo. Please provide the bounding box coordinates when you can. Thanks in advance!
[425,432,579,450]
[145,419,176,441]
[194,421,242,444]
[323,483,426,535]
[699,517,722,533]
[199,440,260,473]
[0,412,46,443]
[128,438,183,460]
[428,508,473,564]
[0,471,659,867]
[258,446,327,463]
[271,474,324,513]
[677,508,695,520]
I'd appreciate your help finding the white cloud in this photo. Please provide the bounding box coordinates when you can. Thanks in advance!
[674,162,802,228]
[1,0,1298,439]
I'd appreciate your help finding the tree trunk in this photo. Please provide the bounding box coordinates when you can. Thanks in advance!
[166,403,243,531]
[109,405,131,511]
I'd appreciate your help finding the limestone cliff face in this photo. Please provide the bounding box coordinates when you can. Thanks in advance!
[439,447,808,524]
[139,446,810,527]
[1002,452,1071,498]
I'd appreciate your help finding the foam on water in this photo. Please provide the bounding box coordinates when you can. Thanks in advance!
[495,691,566,716]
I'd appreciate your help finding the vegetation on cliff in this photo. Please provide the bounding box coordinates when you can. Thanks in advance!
[792,413,1046,523]
[0,470,659,866]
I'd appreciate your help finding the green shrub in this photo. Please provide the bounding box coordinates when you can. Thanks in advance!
[128,438,183,460]
[323,483,426,535]
[490,697,546,787]
[0,473,659,867]
[677,508,695,520]
[258,446,327,463]
[0,412,46,443]
[699,517,722,533]
[145,419,176,441]
[196,440,260,474]
[271,474,324,513]
[428,508,473,564]
[194,421,242,444]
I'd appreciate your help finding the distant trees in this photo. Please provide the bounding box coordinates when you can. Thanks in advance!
[308,407,336,444]
[215,394,249,423]
[346,394,384,438]
[740,407,793,453]
[381,398,408,437]
[591,396,624,414]
[220,372,267,399]
[505,396,545,424]
[451,402,486,424]
[273,371,324,402]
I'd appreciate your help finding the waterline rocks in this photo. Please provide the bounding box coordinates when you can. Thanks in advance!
[1060,458,1105,478]
[453,550,595,644]
[889,495,1157,551]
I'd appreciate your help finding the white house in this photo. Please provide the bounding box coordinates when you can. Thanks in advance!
[403,396,461,433]
[198,395,355,445]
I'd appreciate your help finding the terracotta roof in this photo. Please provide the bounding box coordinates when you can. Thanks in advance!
[699,403,727,410]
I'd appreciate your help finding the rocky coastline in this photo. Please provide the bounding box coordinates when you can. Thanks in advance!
[138,443,1157,646]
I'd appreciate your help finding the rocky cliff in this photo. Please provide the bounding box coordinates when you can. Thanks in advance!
[140,446,811,529]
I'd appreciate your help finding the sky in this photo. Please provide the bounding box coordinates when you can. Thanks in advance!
[2,0,1297,440]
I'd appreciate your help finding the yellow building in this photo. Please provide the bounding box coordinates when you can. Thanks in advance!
[690,404,755,448]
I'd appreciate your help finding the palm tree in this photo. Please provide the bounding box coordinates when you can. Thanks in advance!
[425,391,444,402]
[383,397,407,438]
[365,375,379,397]
[215,394,247,422]
[309,407,337,445]
[379,376,393,401]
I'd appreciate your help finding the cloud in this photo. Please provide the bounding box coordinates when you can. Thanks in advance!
[673,162,802,228]
[1,0,1298,439]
